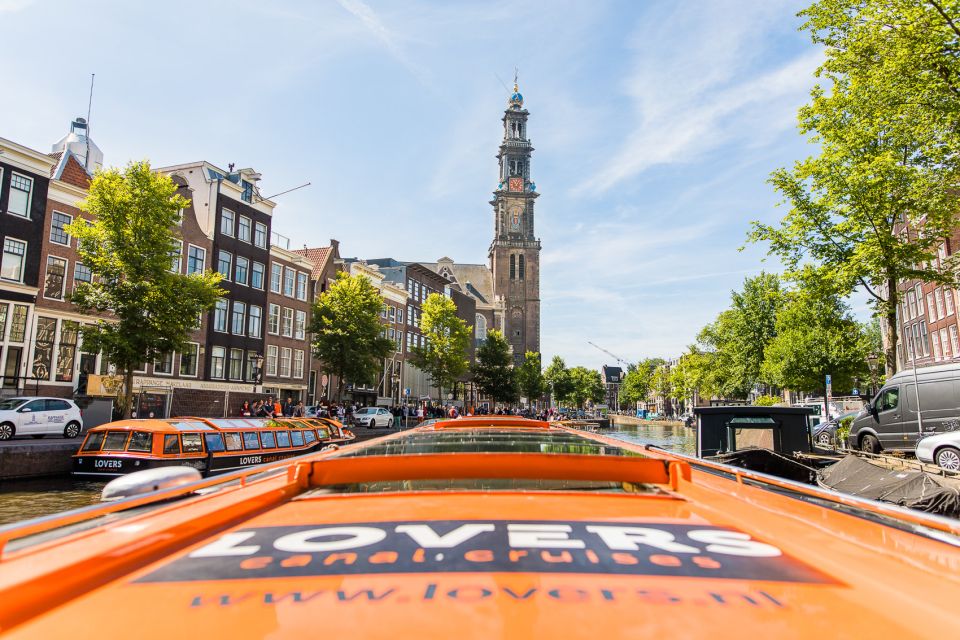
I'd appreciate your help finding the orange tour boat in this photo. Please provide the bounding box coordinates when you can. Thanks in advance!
[72,416,354,477]
[1,416,958,638]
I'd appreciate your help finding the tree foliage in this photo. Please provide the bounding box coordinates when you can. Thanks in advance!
[748,0,960,375]
[409,293,471,402]
[544,355,574,406]
[309,272,395,400]
[67,161,224,417]
[472,329,519,405]
[618,358,663,408]
[516,351,546,407]
[568,366,606,409]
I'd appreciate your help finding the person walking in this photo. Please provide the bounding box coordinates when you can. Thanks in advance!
[417,405,424,423]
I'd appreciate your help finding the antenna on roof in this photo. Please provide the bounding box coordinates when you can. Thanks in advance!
[85,73,95,171]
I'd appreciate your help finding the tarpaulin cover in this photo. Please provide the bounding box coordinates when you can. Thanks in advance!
[710,448,818,485]
[817,454,960,518]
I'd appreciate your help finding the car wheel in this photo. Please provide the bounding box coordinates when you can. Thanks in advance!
[816,431,832,447]
[935,446,960,471]
[860,433,881,454]
[64,421,81,439]
[0,423,14,440]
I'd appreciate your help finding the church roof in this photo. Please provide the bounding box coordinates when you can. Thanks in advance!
[421,260,495,308]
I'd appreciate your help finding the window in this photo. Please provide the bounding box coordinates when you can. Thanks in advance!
[907,290,917,318]
[276,431,291,448]
[260,432,277,449]
[187,245,206,274]
[947,290,956,317]
[217,251,232,278]
[224,433,242,451]
[73,263,92,291]
[238,216,252,242]
[519,254,525,280]
[475,313,487,341]
[294,349,304,378]
[231,301,245,335]
[204,434,226,453]
[295,310,306,340]
[1,238,27,282]
[951,325,960,356]
[251,261,265,289]
[235,256,249,285]
[246,351,259,381]
[229,348,243,380]
[297,272,308,300]
[181,434,203,453]
[397,308,403,324]
[927,292,936,321]
[284,267,295,297]
[170,240,183,273]
[941,328,951,359]
[33,317,55,380]
[221,209,235,236]
[163,435,180,455]
[268,303,280,334]
[936,288,946,319]
[8,173,33,217]
[9,305,27,342]
[154,352,174,375]
[271,263,283,293]
[210,346,226,379]
[877,387,899,412]
[510,254,516,280]
[242,432,260,450]
[248,305,263,338]
[50,212,72,245]
[282,307,294,337]
[44,257,67,300]
[280,347,292,377]
[254,222,268,248]
[180,343,199,377]
[213,298,228,332]
[291,431,304,447]
[933,331,942,361]
[266,345,278,376]
[56,321,78,382]
[407,305,414,325]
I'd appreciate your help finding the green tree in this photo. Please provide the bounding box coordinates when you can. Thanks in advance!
[567,367,606,410]
[618,358,662,409]
[749,0,960,375]
[410,293,471,402]
[67,161,224,417]
[309,272,395,401]
[669,348,718,408]
[472,329,519,405]
[544,355,574,407]
[516,351,546,408]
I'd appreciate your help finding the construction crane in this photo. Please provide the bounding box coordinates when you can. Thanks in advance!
[587,341,636,369]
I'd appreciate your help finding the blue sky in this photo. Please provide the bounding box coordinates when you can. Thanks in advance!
[1,0,826,370]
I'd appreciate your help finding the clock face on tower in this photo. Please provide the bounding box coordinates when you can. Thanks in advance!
[508,177,523,192]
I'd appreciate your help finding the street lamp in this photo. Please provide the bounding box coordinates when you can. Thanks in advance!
[866,353,879,396]
[253,353,264,393]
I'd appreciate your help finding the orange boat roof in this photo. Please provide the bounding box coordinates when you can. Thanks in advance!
[1,417,959,638]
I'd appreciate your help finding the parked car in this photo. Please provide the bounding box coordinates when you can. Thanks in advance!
[915,430,960,471]
[848,362,960,453]
[812,410,863,447]
[354,406,393,428]
[0,397,83,440]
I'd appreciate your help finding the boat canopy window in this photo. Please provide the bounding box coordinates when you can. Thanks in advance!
[208,419,256,429]
[81,432,105,452]
[242,432,260,450]
[127,431,153,453]
[163,434,179,455]
[291,430,304,446]
[102,431,129,451]
[727,417,777,426]
[304,430,317,443]
[307,478,665,495]
[223,432,243,451]
[181,433,204,453]
[204,433,226,453]
[169,421,214,432]
[276,431,291,448]
[261,432,277,449]
[328,429,630,459]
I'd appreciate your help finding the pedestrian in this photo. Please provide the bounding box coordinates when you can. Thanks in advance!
[293,401,305,417]
[273,397,283,416]
[283,396,295,417]
[417,405,424,423]
[257,400,273,418]
[240,400,252,417]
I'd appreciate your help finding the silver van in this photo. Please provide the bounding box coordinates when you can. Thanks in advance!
[848,363,960,453]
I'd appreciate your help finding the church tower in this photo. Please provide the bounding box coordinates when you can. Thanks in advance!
[490,81,541,365]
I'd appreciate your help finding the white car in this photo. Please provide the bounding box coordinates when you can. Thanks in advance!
[354,407,393,428]
[915,430,960,471]
[0,397,84,440]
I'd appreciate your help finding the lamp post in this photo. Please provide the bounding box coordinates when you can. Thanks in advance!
[866,353,879,397]
[253,353,264,393]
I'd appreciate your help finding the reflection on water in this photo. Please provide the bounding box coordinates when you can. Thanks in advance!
[0,477,105,526]
[605,418,697,455]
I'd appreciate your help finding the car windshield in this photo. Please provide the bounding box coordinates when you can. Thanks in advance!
[0,399,28,410]
[356,408,375,415]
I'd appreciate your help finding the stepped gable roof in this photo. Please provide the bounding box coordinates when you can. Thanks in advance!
[294,246,332,278]
[421,260,494,306]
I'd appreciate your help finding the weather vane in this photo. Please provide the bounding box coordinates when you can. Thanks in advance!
[514,66,519,86]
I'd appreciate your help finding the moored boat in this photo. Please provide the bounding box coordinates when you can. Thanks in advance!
[2,416,957,638]
[72,416,354,477]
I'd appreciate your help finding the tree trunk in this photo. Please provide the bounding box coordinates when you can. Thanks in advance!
[885,276,899,377]
[123,367,135,418]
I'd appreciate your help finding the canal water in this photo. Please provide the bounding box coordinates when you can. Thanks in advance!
[0,419,696,526]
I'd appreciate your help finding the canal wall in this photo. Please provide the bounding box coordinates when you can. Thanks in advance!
[0,441,76,480]
[610,414,685,429]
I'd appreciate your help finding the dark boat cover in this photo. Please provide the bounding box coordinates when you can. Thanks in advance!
[817,455,960,518]
[709,448,818,485]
